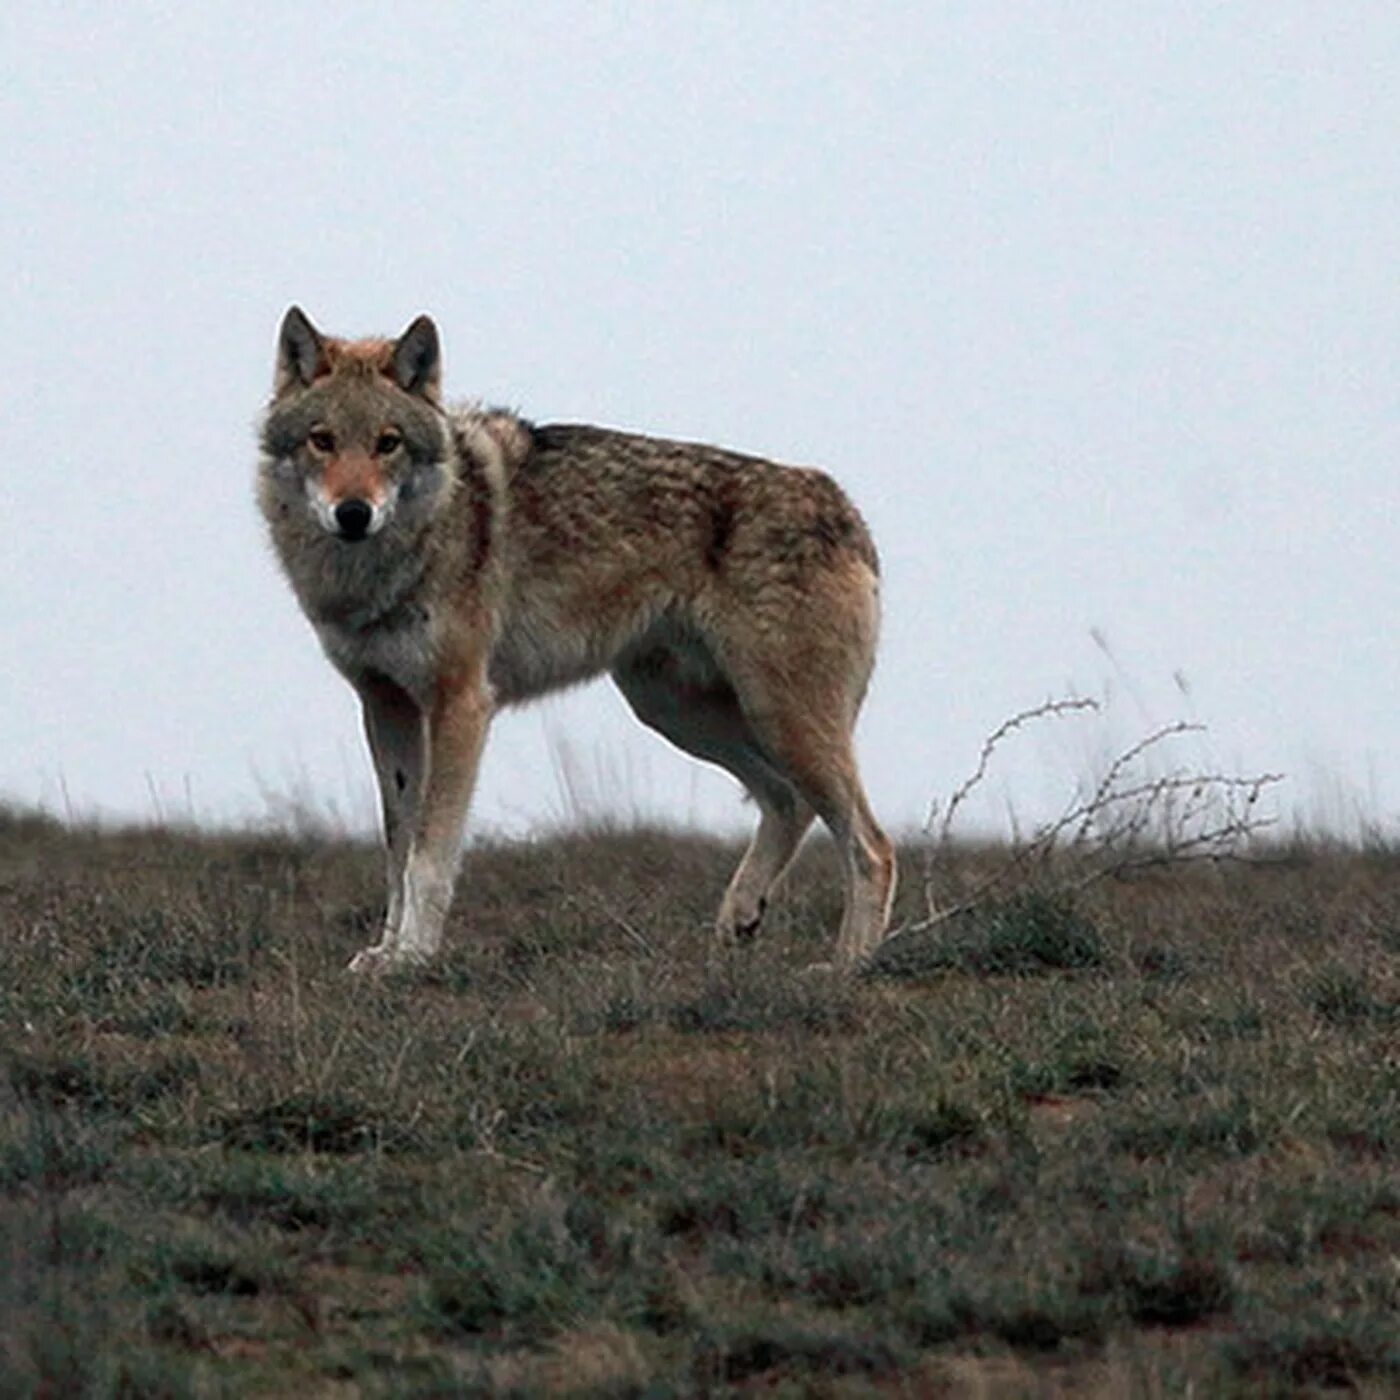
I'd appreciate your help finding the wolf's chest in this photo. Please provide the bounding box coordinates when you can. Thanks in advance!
[315,607,437,701]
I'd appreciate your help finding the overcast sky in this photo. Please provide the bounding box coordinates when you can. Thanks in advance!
[2,5,1395,841]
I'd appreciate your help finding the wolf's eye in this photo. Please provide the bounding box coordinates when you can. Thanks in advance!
[375,430,403,456]
[308,428,335,453]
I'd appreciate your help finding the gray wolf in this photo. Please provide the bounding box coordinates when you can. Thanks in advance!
[258,308,896,972]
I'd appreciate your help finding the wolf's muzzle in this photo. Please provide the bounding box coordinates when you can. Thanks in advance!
[334,499,374,541]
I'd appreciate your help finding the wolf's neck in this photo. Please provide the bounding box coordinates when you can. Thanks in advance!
[302,533,431,631]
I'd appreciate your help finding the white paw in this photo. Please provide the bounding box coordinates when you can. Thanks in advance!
[346,943,429,975]
[714,897,766,947]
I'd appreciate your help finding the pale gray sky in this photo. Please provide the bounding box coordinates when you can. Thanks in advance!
[2,5,1396,838]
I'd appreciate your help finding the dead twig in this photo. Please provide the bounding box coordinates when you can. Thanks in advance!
[890,697,1283,946]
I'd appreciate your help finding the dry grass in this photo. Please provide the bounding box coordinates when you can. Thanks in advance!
[2,803,1399,1395]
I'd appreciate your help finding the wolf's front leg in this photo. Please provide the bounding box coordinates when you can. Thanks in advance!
[348,677,425,973]
[348,667,492,973]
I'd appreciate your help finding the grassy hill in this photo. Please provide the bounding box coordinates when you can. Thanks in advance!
[2,807,1398,1395]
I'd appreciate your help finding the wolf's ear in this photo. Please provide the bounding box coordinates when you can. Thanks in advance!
[275,306,326,396]
[391,314,441,401]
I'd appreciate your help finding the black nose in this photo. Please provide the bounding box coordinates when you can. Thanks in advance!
[334,499,373,540]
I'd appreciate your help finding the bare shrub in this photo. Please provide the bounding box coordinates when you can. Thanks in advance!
[888,697,1283,950]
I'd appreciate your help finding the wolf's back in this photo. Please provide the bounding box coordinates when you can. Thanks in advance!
[510,422,879,581]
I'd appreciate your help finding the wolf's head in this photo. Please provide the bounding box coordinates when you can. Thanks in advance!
[259,308,451,543]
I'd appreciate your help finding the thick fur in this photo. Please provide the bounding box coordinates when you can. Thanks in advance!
[258,309,896,971]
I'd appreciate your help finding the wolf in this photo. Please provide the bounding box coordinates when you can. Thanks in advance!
[258,308,896,972]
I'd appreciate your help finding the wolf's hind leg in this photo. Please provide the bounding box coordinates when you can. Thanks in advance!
[716,776,815,944]
[722,664,896,967]
[611,658,813,945]
[763,730,894,965]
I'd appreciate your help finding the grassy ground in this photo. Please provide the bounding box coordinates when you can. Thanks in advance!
[1,804,1398,1396]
